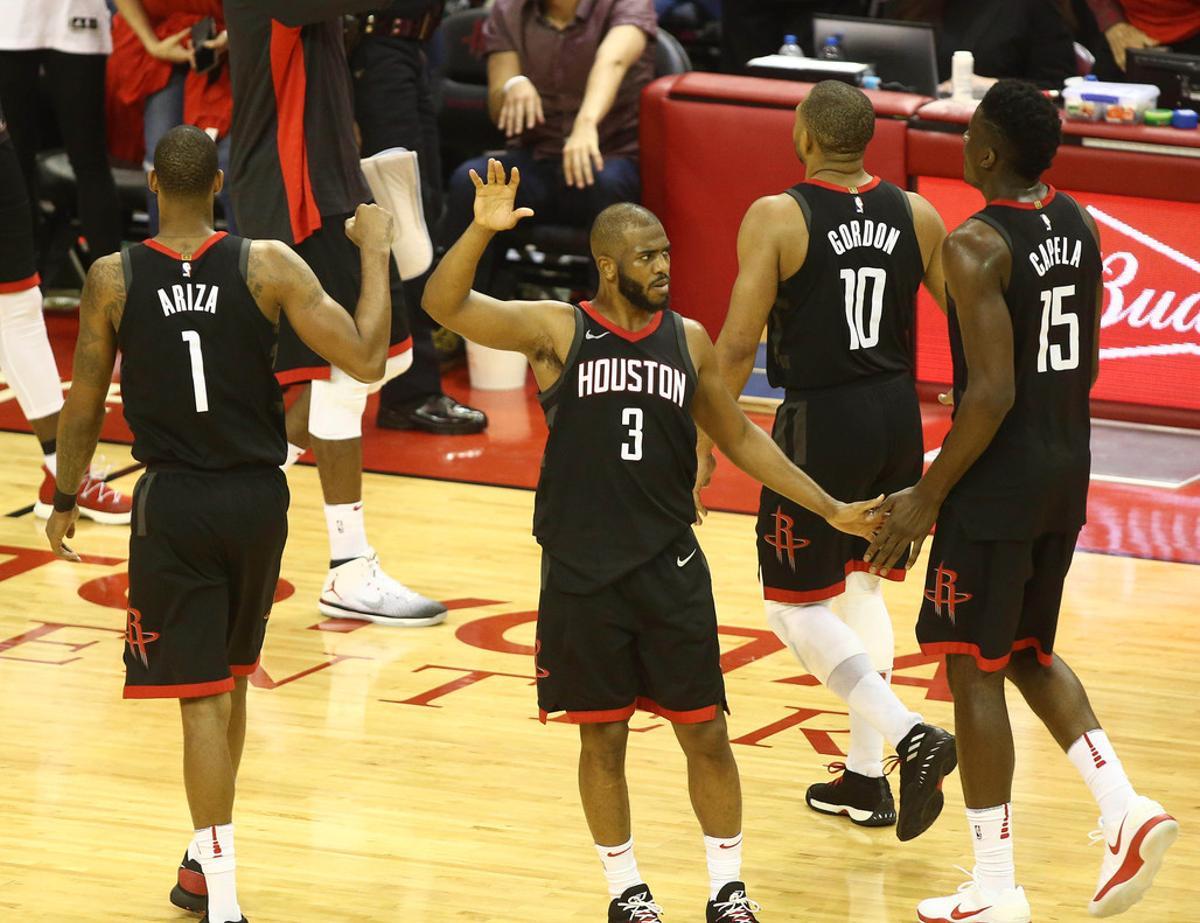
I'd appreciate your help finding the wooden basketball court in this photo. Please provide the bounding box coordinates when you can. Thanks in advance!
[0,428,1194,922]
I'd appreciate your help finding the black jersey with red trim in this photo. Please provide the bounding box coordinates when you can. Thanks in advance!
[767,177,925,391]
[224,0,375,245]
[534,302,699,591]
[118,233,287,470]
[946,188,1100,539]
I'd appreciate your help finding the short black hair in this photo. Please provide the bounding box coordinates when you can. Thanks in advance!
[590,202,662,260]
[800,80,875,155]
[153,125,219,197]
[978,80,1062,182]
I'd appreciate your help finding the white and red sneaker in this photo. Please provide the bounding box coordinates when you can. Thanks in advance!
[917,874,1032,923]
[1088,795,1178,917]
[34,465,132,525]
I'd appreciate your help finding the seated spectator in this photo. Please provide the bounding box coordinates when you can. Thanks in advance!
[439,0,656,294]
[1086,0,1200,73]
[888,0,1076,92]
[107,0,234,235]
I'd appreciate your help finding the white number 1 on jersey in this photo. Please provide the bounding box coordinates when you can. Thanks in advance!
[182,330,209,413]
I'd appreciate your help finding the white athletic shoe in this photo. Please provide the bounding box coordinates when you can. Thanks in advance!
[319,551,447,627]
[917,872,1032,923]
[1088,795,1178,917]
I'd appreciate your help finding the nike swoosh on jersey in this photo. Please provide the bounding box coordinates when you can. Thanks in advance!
[950,906,992,920]
[677,549,697,567]
[585,330,610,340]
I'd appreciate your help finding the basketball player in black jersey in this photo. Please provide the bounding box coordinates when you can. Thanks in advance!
[424,159,881,923]
[698,80,958,842]
[44,126,396,923]
[865,82,1177,923]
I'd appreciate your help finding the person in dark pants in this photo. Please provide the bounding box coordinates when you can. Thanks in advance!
[351,1,487,434]
[0,0,123,264]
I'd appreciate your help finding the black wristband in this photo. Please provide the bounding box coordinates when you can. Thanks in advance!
[52,488,77,513]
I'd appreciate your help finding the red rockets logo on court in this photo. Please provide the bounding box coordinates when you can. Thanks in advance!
[124,608,159,668]
[764,507,810,570]
[924,563,971,624]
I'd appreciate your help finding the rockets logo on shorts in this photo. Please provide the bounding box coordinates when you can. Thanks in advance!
[924,563,972,624]
[125,608,160,668]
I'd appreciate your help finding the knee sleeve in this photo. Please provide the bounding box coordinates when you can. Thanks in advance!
[366,345,413,395]
[832,570,894,674]
[765,600,868,685]
[308,369,369,441]
[0,288,64,421]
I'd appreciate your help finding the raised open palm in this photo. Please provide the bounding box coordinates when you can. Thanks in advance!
[470,158,535,232]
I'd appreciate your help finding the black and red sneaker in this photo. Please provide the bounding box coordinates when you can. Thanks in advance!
[706,881,762,922]
[608,884,664,922]
[805,760,897,827]
[169,850,207,913]
[896,722,958,841]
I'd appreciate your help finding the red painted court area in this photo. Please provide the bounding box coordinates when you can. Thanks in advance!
[17,312,1200,567]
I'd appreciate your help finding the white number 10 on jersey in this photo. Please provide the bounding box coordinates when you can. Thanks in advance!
[840,267,886,351]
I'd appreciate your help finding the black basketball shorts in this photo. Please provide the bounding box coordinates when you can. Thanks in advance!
[916,500,1080,672]
[758,372,923,603]
[276,212,412,386]
[0,133,38,291]
[536,531,728,724]
[123,466,290,699]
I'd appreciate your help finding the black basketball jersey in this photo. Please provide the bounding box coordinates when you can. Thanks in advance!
[118,232,287,470]
[534,302,699,591]
[767,177,926,391]
[947,188,1100,539]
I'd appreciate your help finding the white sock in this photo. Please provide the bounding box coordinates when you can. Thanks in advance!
[844,668,922,748]
[967,804,1015,894]
[704,833,743,900]
[43,451,56,476]
[280,442,304,470]
[1068,729,1136,825]
[595,837,642,898]
[846,674,890,777]
[325,501,369,563]
[192,824,240,923]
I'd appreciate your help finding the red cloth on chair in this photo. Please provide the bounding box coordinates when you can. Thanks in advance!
[106,0,231,165]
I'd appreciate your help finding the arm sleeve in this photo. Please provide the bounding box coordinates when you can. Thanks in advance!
[607,0,657,39]
[1023,0,1079,88]
[1085,0,1129,34]
[482,5,518,55]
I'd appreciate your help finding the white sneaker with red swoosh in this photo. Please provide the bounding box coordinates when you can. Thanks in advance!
[1089,795,1178,917]
[917,874,1031,923]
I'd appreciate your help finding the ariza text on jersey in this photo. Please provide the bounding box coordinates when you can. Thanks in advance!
[157,283,220,317]
[576,357,688,408]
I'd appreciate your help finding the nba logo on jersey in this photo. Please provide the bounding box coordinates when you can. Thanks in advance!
[182,261,192,278]
[1041,214,1053,232]
[854,196,864,214]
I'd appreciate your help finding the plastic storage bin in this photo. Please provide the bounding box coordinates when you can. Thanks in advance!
[1062,78,1159,124]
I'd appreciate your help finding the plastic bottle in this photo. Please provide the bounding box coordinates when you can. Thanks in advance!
[951,49,975,102]
[819,35,845,61]
[778,34,803,57]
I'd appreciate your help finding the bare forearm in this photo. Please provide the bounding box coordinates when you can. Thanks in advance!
[698,344,756,453]
[918,390,1010,502]
[422,224,493,327]
[720,418,837,519]
[577,61,628,127]
[352,246,392,379]
[115,0,158,48]
[55,400,105,496]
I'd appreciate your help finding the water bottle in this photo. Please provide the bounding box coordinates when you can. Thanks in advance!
[778,34,803,57]
[819,35,845,61]
[952,49,975,102]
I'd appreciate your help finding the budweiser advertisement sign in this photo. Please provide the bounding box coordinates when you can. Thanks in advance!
[916,177,1200,413]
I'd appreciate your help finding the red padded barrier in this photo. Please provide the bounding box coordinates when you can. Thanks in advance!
[640,75,928,336]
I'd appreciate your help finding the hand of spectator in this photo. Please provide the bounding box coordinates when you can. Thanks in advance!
[148,27,195,65]
[470,158,535,232]
[1106,22,1158,71]
[563,120,604,189]
[204,30,229,58]
[498,78,544,139]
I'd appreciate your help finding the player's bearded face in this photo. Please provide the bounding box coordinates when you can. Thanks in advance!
[617,265,670,312]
